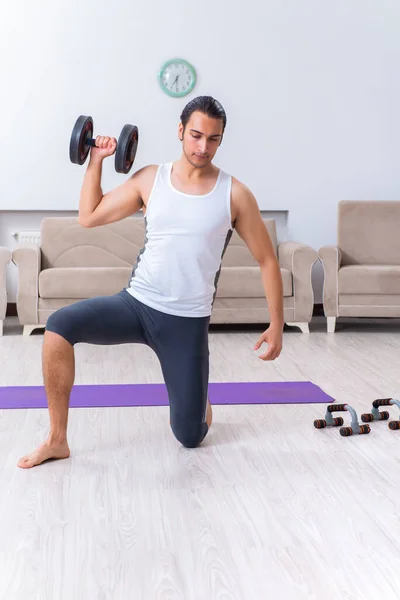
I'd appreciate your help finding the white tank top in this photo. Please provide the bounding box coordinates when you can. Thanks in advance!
[126,162,233,317]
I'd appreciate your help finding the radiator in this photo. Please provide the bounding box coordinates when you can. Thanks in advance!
[13,231,41,245]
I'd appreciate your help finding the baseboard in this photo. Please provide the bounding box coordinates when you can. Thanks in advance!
[5,302,325,319]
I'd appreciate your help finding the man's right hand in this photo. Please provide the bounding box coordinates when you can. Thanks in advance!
[90,136,117,162]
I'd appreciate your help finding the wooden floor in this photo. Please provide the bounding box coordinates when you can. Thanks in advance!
[1,316,400,599]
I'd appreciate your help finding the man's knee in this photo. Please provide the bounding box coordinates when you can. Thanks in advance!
[170,417,208,448]
[45,307,77,346]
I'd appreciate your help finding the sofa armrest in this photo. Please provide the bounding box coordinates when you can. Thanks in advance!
[0,247,11,322]
[12,244,41,325]
[318,245,341,317]
[278,242,318,322]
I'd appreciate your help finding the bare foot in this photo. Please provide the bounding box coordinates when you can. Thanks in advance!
[17,440,70,469]
[206,398,213,428]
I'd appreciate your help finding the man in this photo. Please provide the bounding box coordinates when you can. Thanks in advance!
[17,96,284,469]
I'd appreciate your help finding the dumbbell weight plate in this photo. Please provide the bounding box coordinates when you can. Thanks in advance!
[70,115,94,165]
[115,124,139,174]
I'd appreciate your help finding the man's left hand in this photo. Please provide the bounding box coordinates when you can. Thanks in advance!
[253,325,283,361]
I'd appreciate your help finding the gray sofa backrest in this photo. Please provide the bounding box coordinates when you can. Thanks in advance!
[40,216,278,270]
[338,200,400,266]
[40,217,144,269]
[222,219,278,267]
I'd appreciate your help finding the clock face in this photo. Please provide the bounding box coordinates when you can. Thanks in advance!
[159,59,196,98]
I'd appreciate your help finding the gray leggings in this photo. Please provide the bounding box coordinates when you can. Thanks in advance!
[45,290,210,448]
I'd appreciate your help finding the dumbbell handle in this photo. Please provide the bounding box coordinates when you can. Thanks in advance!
[373,398,392,408]
[85,138,97,148]
[85,137,121,149]
[327,404,347,412]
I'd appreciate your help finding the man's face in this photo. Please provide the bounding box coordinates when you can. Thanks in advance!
[179,111,224,168]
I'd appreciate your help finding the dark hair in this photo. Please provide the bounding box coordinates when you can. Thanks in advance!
[180,96,227,133]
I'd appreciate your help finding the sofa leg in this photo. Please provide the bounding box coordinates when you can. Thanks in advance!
[286,322,310,333]
[23,325,41,336]
[327,317,336,333]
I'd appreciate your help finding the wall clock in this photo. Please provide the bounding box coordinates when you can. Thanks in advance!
[158,58,197,98]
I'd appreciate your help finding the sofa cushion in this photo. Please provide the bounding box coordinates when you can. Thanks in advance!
[338,265,400,294]
[339,294,400,306]
[39,266,293,299]
[216,267,292,298]
[39,267,132,299]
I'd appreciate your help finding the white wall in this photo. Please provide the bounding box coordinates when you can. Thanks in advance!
[1,0,400,302]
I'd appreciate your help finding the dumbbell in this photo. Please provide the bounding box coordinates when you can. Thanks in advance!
[69,115,139,174]
[361,398,400,430]
[314,403,370,437]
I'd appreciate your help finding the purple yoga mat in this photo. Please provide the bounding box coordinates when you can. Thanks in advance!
[0,381,334,409]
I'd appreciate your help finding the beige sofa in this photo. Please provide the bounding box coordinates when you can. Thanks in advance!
[319,200,400,332]
[0,247,11,335]
[12,216,317,335]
